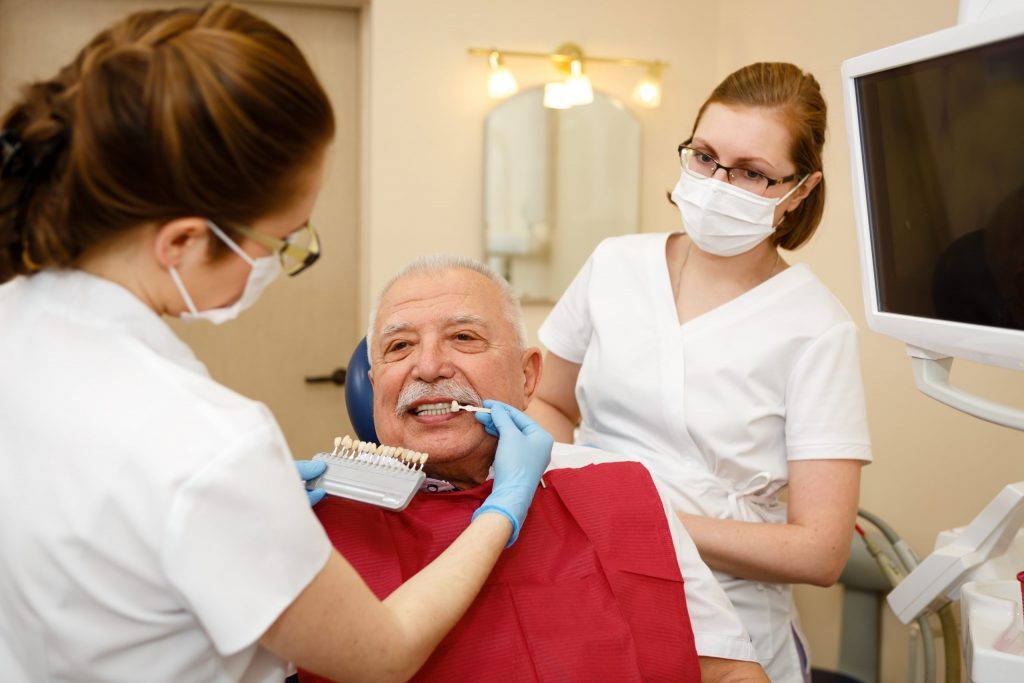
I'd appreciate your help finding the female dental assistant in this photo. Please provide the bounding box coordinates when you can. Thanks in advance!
[528,62,872,682]
[0,5,550,682]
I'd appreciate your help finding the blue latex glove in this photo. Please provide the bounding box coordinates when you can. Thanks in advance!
[296,460,327,507]
[471,399,553,546]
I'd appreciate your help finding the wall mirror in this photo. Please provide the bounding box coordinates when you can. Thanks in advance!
[483,87,641,303]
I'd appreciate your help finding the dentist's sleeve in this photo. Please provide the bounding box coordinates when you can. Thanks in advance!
[537,248,594,363]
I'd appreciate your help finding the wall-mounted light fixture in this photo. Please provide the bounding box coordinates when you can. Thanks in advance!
[469,43,666,110]
[486,50,518,99]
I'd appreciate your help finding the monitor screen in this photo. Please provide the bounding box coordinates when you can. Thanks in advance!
[855,33,1024,334]
[844,12,1024,371]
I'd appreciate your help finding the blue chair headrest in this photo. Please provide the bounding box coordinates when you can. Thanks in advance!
[344,336,378,443]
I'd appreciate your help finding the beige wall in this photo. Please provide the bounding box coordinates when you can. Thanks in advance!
[360,0,1024,677]
[360,0,717,329]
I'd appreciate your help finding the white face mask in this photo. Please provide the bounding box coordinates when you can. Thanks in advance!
[169,221,282,324]
[670,169,808,257]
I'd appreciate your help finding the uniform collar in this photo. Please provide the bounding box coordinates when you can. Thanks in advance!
[27,269,208,376]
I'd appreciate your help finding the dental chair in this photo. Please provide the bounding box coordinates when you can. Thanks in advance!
[339,341,938,682]
[344,336,377,443]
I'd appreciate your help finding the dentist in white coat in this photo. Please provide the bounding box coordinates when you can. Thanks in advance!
[528,62,872,683]
[0,5,550,682]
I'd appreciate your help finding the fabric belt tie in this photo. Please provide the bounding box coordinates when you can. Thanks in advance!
[721,470,777,523]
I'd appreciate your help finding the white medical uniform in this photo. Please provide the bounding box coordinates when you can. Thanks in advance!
[0,270,332,683]
[549,443,758,663]
[539,233,872,683]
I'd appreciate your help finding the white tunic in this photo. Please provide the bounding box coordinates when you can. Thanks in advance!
[0,270,332,683]
[539,232,872,682]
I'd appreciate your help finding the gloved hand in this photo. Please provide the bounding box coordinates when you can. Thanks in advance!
[471,399,553,546]
[296,460,327,507]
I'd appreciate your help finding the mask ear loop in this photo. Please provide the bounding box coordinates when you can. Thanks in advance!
[779,173,811,202]
[773,174,813,228]
[167,221,252,316]
[206,220,255,266]
[168,266,200,315]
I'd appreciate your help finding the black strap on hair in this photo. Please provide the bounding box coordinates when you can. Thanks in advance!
[0,129,28,179]
[2,128,47,271]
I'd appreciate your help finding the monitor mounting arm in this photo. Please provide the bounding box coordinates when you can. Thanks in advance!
[907,346,1024,431]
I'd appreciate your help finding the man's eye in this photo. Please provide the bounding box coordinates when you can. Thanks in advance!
[452,333,488,351]
[385,340,410,354]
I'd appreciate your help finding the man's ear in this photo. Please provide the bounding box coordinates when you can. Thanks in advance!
[521,347,543,405]
[153,217,210,269]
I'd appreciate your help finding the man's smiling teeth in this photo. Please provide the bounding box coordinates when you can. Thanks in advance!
[414,401,459,416]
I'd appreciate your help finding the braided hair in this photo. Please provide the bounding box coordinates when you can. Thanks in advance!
[0,3,335,282]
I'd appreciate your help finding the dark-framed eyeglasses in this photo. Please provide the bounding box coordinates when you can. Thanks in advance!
[678,143,801,196]
[229,223,321,277]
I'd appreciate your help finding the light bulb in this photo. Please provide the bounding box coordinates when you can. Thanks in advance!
[632,63,663,109]
[488,67,518,99]
[486,51,518,99]
[564,59,593,106]
[543,81,573,109]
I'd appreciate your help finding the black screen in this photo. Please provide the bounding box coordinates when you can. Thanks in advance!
[856,33,1024,331]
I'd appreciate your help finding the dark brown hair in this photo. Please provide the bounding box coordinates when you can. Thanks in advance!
[689,62,827,250]
[0,2,335,282]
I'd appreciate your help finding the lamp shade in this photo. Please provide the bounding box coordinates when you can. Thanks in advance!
[488,66,518,99]
[487,51,518,99]
[632,63,663,108]
[565,59,593,105]
[543,81,573,109]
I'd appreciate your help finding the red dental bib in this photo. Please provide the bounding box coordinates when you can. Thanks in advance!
[301,461,700,682]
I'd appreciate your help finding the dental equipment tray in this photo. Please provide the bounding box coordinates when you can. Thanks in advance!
[305,435,428,511]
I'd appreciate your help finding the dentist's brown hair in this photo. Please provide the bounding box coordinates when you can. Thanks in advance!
[0,2,334,282]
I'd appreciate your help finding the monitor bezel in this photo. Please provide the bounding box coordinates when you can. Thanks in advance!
[842,10,1024,372]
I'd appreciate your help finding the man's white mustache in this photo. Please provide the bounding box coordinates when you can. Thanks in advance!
[395,379,482,416]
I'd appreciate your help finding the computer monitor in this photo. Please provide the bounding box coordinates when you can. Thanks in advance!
[843,11,1024,373]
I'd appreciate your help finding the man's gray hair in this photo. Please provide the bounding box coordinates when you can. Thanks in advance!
[366,254,528,363]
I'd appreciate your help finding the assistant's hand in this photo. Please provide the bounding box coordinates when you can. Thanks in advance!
[472,400,553,546]
[296,460,327,507]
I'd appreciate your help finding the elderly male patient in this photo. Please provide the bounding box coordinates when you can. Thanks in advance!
[302,255,765,683]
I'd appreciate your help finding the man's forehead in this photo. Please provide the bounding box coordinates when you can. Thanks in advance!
[378,313,487,338]
[375,270,502,333]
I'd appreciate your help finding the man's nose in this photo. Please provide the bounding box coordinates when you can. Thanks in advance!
[411,341,455,382]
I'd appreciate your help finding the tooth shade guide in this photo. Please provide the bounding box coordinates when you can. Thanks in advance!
[449,400,492,414]
[312,435,430,510]
[323,435,428,471]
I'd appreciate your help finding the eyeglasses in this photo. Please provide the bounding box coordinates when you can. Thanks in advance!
[229,222,321,277]
[678,144,801,196]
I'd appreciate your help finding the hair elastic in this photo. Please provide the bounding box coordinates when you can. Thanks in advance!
[0,129,26,179]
